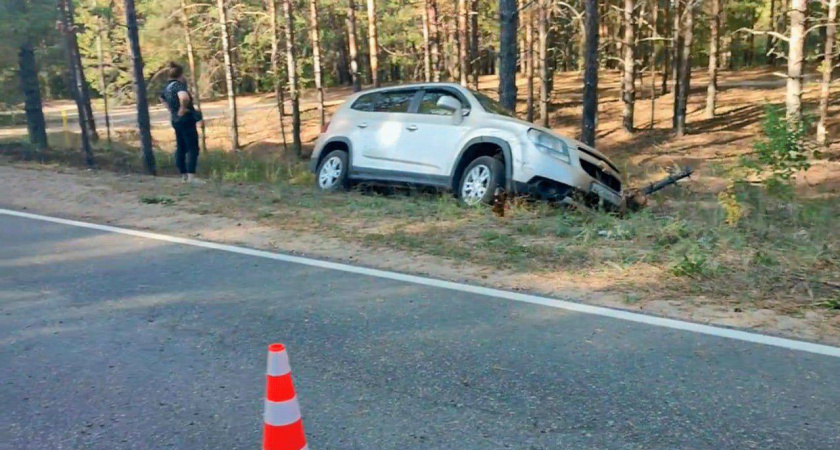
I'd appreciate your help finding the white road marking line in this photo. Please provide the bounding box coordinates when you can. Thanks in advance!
[2,208,839,359]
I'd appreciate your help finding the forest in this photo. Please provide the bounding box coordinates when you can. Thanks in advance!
[2,0,837,167]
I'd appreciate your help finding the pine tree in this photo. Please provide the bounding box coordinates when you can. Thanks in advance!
[817,0,837,146]
[310,0,325,126]
[283,0,302,155]
[216,0,239,150]
[123,0,155,174]
[705,0,721,118]
[347,0,362,91]
[581,0,599,146]
[498,0,518,111]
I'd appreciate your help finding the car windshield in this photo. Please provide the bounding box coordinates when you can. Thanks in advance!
[471,91,515,118]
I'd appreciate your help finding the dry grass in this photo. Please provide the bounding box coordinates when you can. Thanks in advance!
[2,67,839,321]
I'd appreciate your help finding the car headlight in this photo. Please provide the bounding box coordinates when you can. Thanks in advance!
[527,129,571,164]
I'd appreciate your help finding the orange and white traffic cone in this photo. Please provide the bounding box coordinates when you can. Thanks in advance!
[263,343,308,450]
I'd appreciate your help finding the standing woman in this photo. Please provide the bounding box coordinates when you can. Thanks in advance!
[161,62,203,183]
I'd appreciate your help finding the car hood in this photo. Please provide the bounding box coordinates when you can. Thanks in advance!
[488,114,616,167]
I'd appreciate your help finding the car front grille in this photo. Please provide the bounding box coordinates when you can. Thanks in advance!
[580,159,622,193]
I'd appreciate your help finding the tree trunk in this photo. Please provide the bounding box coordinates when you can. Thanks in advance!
[817,0,837,147]
[767,0,777,64]
[95,16,111,144]
[581,0,599,147]
[786,0,806,123]
[64,0,99,143]
[428,0,442,82]
[674,0,693,136]
[705,0,720,119]
[650,0,658,128]
[525,4,535,121]
[59,0,94,166]
[457,0,470,86]
[422,0,432,82]
[538,0,549,127]
[268,0,288,150]
[470,0,479,88]
[621,0,636,132]
[661,0,670,94]
[310,0,325,126]
[18,41,48,150]
[283,0,302,156]
[498,0,519,111]
[180,0,207,153]
[671,0,682,127]
[216,0,239,150]
[366,0,380,87]
[347,0,362,91]
[123,0,155,174]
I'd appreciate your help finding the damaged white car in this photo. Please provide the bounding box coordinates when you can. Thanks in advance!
[310,83,623,207]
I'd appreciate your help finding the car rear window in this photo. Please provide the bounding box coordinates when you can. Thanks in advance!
[351,90,417,113]
[373,90,416,113]
[351,93,377,112]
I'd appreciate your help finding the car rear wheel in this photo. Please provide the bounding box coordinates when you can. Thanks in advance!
[458,156,504,206]
[316,150,349,191]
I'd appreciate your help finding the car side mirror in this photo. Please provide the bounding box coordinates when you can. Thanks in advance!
[436,96,462,113]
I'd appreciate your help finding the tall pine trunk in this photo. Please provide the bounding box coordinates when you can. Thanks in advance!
[95,16,111,144]
[817,0,837,146]
[458,0,470,86]
[123,0,155,174]
[705,0,720,119]
[366,0,380,87]
[347,0,362,91]
[671,0,683,127]
[498,0,518,111]
[525,5,534,121]
[422,0,432,82]
[18,41,48,150]
[180,0,207,153]
[660,0,670,94]
[674,0,693,136]
[216,0,239,150]
[786,0,806,123]
[537,0,549,127]
[581,0,599,147]
[268,0,288,150]
[59,0,94,166]
[428,0,442,82]
[64,0,99,143]
[767,0,777,65]
[621,0,636,132]
[310,0,325,125]
[650,0,658,128]
[470,0,479,88]
[283,0,302,156]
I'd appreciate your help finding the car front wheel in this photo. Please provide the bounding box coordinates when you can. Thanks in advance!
[458,156,504,205]
[316,150,349,191]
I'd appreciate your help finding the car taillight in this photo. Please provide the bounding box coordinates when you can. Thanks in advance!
[320,121,330,134]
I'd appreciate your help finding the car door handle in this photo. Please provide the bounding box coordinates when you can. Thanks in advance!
[357,122,368,129]
[406,125,418,131]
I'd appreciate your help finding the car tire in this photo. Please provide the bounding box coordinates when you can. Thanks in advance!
[316,150,349,191]
[458,156,504,206]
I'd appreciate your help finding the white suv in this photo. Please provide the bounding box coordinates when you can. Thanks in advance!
[310,83,623,206]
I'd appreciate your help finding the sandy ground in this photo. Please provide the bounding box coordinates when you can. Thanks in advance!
[3,163,837,345]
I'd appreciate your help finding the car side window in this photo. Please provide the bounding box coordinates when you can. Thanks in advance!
[373,90,416,113]
[417,91,460,116]
[351,93,378,112]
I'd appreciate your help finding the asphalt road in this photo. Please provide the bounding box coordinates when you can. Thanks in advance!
[2,212,839,449]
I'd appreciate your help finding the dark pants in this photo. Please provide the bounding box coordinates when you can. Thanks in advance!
[173,118,199,174]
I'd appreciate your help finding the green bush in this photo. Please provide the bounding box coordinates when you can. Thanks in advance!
[746,106,818,185]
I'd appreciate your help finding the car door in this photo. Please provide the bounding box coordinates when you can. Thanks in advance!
[392,89,470,177]
[349,89,419,174]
